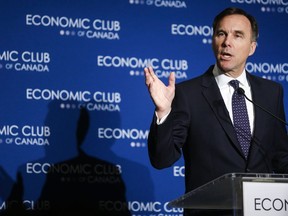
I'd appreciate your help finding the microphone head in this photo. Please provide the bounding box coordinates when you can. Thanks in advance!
[237,87,245,95]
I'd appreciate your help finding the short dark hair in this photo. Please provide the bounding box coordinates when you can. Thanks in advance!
[212,7,259,42]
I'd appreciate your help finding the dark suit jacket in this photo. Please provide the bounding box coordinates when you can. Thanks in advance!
[148,65,288,194]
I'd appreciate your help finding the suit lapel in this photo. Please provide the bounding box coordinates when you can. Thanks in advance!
[201,68,244,155]
[246,73,266,145]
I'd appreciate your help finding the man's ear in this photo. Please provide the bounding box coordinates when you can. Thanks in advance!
[249,41,257,56]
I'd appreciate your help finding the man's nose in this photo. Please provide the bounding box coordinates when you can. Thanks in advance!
[222,34,232,47]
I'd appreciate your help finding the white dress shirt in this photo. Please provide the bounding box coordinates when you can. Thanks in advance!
[213,65,254,134]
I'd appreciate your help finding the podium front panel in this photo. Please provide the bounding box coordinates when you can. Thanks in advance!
[168,172,288,215]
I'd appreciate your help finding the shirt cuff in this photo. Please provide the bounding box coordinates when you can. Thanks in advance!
[155,109,171,125]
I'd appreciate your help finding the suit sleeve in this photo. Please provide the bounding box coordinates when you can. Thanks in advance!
[272,84,288,173]
[147,84,190,169]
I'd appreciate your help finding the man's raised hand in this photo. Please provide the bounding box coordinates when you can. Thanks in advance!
[144,67,175,119]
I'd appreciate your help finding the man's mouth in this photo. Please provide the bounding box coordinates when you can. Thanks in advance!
[220,51,232,60]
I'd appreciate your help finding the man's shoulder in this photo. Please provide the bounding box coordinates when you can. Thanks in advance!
[176,65,214,88]
[248,72,283,89]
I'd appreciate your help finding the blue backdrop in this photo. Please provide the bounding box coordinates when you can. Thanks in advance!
[0,0,288,215]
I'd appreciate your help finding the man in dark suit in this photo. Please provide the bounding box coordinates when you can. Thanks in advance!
[144,7,288,216]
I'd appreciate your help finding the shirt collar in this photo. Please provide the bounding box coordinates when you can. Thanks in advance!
[213,65,250,89]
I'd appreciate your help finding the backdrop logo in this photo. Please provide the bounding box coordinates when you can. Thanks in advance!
[99,200,183,215]
[171,23,213,44]
[97,55,189,80]
[98,127,149,148]
[128,201,183,215]
[231,0,288,14]
[246,62,288,82]
[26,88,122,112]
[0,125,50,146]
[0,50,50,72]
[26,14,121,40]
[173,166,185,177]
[26,162,122,183]
[1,200,50,211]
[129,0,187,8]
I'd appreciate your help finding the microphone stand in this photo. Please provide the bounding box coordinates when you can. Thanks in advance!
[237,88,288,126]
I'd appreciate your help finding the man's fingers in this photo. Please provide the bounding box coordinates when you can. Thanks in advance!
[144,67,156,86]
[147,67,158,80]
[144,67,152,86]
[168,72,176,87]
[145,67,176,89]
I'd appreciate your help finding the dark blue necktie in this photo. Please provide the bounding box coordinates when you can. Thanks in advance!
[229,80,251,159]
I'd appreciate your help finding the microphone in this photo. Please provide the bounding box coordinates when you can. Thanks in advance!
[237,87,288,126]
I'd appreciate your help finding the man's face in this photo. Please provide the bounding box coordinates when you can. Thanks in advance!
[212,14,256,76]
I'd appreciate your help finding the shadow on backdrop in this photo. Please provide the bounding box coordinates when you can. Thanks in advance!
[1,101,131,216]
[82,106,155,205]
[36,105,131,216]
[0,166,14,204]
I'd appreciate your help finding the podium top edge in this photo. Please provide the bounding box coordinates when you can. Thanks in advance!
[221,172,288,179]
